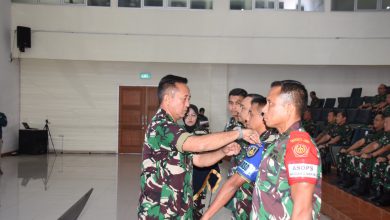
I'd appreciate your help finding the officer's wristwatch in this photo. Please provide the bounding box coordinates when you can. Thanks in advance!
[233,127,243,140]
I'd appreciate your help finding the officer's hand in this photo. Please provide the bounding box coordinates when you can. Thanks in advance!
[222,142,241,156]
[340,148,347,153]
[349,150,357,156]
[361,153,371,159]
[242,129,260,144]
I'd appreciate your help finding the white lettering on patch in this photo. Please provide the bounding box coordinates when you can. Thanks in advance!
[288,163,318,178]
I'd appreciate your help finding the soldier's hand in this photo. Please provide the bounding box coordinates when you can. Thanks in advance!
[242,129,260,144]
[222,142,241,156]
[340,148,347,153]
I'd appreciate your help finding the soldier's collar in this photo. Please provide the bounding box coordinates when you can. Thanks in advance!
[280,120,302,138]
[158,108,175,122]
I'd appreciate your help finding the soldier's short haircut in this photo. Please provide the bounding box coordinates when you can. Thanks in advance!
[329,110,337,116]
[229,88,248,98]
[310,91,316,96]
[249,94,267,107]
[337,110,347,118]
[270,80,308,116]
[199,108,205,113]
[157,75,188,104]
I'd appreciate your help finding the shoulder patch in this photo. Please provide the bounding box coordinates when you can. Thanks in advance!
[288,131,312,158]
[247,144,259,157]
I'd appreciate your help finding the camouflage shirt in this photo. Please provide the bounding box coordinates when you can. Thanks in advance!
[377,131,390,149]
[320,122,337,137]
[224,117,246,177]
[251,122,322,220]
[364,129,385,145]
[331,123,353,146]
[138,108,194,220]
[383,106,390,117]
[302,119,316,137]
[373,94,386,105]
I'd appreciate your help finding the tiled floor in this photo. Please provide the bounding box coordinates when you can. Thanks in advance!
[0,154,330,220]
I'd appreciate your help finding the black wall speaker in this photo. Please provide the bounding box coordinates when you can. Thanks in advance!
[17,26,31,52]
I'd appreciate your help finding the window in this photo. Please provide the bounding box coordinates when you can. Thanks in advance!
[255,0,275,9]
[191,0,213,9]
[64,0,85,4]
[87,0,110,6]
[383,0,390,9]
[144,0,163,7]
[278,0,298,10]
[118,0,140,7]
[300,0,324,11]
[38,0,61,4]
[332,0,354,11]
[12,0,36,3]
[357,0,377,9]
[168,0,187,7]
[230,0,252,10]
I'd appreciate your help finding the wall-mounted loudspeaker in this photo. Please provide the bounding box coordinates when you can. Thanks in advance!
[17,26,31,52]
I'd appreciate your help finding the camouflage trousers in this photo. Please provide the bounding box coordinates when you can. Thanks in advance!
[372,161,388,193]
[356,157,375,178]
[384,164,390,192]
[225,182,253,220]
[336,152,347,175]
[345,155,358,176]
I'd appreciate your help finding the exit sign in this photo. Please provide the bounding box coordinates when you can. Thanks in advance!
[140,72,152,79]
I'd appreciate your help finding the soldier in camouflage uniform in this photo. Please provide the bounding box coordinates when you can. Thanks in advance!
[309,91,321,108]
[372,154,390,206]
[360,84,387,110]
[314,110,337,143]
[370,151,389,201]
[203,94,277,220]
[318,111,353,174]
[349,114,390,196]
[251,80,322,220]
[377,93,390,115]
[138,75,259,220]
[337,113,385,186]
[302,109,317,137]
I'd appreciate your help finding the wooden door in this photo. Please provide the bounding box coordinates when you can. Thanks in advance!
[118,86,158,153]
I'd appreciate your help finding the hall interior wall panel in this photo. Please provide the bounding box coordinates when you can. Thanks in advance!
[11,2,390,65]
[20,59,389,152]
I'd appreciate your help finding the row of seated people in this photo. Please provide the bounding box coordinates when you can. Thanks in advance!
[302,108,390,207]
[309,84,389,112]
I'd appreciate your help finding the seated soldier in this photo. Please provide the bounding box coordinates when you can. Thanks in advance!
[309,91,321,108]
[302,109,316,137]
[377,93,390,115]
[337,113,385,184]
[359,84,387,110]
[370,149,390,205]
[373,153,390,206]
[349,114,390,196]
[315,110,337,144]
[318,111,353,174]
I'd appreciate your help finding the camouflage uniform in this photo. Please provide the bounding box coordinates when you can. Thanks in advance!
[310,97,321,108]
[340,129,384,176]
[383,106,390,116]
[371,153,389,194]
[138,109,194,220]
[355,132,390,179]
[372,94,386,105]
[302,119,316,138]
[251,122,322,220]
[322,122,337,137]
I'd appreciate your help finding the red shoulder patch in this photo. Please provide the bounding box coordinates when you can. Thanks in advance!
[287,131,312,158]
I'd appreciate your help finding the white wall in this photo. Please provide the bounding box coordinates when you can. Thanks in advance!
[20,59,227,152]
[0,0,20,154]
[11,1,390,65]
[227,65,390,100]
[20,59,389,152]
